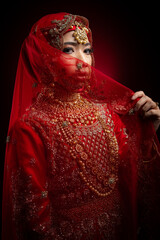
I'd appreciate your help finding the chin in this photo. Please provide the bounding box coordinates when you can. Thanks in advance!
[75,86,85,93]
[68,84,85,93]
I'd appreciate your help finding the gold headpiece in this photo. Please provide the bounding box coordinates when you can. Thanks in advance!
[71,21,89,44]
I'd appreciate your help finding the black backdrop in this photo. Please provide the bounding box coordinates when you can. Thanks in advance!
[1,0,159,231]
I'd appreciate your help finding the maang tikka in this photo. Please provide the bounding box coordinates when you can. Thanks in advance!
[70,21,89,44]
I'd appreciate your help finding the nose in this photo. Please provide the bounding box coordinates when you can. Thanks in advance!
[76,50,88,64]
[76,60,88,69]
[76,51,89,69]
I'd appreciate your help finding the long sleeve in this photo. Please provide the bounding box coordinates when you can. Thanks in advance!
[113,111,160,239]
[2,119,60,240]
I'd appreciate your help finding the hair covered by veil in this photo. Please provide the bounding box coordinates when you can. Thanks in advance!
[2,12,160,239]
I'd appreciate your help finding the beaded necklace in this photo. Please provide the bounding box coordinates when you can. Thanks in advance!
[50,93,99,126]
[50,95,119,197]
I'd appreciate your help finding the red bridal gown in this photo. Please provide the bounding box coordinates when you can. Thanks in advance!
[3,92,160,240]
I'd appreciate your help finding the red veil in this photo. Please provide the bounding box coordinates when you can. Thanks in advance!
[2,12,160,240]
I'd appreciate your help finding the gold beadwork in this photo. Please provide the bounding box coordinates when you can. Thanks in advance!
[43,89,119,197]
[56,97,119,197]
[6,136,11,143]
[41,191,48,198]
[72,21,89,44]
[50,94,98,126]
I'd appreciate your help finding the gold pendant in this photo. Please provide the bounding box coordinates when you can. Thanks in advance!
[72,21,89,44]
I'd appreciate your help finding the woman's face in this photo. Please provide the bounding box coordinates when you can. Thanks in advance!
[54,31,93,93]
[62,31,92,65]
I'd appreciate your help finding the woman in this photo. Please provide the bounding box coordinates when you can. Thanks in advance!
[2,12,160,240]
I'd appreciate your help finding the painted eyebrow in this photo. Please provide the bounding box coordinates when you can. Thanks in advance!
[63,42,91,47]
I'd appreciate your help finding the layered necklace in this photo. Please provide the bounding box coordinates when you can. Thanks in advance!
[51,93,98,126]
[49,92,119,197]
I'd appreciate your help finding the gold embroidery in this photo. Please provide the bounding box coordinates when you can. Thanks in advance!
[41,14,75,49]
[41,191,48,198]
[128,108,134,115]
[6,136,10,143]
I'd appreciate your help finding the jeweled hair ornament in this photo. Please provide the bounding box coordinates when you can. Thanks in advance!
[71,21,89,44]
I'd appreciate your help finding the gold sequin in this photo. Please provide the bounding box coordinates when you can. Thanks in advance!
[6,136,10,143]
[41,191,48,198]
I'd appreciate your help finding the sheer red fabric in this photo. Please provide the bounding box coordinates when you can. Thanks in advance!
[2,12,160,240]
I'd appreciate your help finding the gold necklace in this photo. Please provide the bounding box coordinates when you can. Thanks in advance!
[35,87,119,196]
[51,94,99,126]
[58,109,119,197]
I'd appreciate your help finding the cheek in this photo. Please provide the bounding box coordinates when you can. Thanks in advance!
[64,64,76,76]
[58,55,77,75]
[86,55,92,66]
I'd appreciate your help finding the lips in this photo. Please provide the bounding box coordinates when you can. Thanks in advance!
[76,75,87,81]
[75,70,89,80]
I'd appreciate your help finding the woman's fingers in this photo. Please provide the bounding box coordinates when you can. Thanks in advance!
[134,96,151,112]
[144,108,160,118]
[131,91,160,131]
[141,100,157,112]
[132,91,157,112]
[131,91,145,100]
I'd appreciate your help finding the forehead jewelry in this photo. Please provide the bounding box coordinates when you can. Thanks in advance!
[71,21,89,44]
[77,62,83,69]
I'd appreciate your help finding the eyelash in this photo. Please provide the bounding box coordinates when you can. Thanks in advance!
[63,47,73,54]
[84,48,93,54]
[63,47,93,55]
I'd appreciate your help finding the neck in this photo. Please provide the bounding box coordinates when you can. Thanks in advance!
[53,84,81,102]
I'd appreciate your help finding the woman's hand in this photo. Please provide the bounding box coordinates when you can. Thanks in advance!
[131,91,160,131]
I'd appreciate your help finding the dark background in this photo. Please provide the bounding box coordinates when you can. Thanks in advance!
[1,0,159,229]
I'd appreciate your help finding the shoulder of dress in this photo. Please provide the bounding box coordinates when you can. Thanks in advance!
[8,107,57,141]
[96,102,126,128]
[93,102,115,116]
[20,105,57,129]
[11,118,38,139]
[11,109,57,144]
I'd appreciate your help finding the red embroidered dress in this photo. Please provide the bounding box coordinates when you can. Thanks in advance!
[2,13,160,240]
